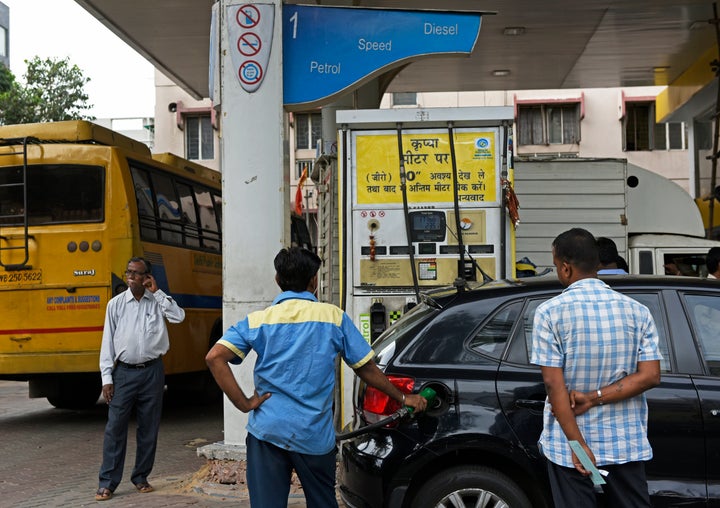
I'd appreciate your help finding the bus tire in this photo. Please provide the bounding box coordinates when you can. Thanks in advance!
[46,373,102,409]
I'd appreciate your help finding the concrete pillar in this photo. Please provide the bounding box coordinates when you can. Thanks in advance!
[207,1,383,456]
[218,0,287,447]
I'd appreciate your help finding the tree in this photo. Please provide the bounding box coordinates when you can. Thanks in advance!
[0,56,94,125]
[0,64,14,94]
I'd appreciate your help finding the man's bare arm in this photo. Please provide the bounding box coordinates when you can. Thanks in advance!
[205,344,270,413]
[541,365,596,475]
[569,360,661,416]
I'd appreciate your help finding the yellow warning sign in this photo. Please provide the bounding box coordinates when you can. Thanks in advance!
[355,131,497,205]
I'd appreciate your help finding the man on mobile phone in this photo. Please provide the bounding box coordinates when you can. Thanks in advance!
[95,257,185,501]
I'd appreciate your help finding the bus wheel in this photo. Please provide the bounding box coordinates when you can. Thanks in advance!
[45,374,102,409]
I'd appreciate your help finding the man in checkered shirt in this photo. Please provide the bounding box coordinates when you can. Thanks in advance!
[531,228,662,508]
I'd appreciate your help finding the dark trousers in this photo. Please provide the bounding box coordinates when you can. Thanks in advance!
[246,433,338,508]
[98,359,164,491]
[547,459,651,508]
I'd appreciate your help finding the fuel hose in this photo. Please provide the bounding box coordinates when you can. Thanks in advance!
[335,387,437,441]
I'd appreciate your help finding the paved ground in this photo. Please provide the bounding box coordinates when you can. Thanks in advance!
[0,380,331,507]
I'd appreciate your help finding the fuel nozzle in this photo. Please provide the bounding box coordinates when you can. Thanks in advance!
[335,386,439,441]
[404,386,437,415]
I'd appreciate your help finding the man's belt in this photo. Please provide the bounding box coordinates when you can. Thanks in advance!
[116,357,161,369]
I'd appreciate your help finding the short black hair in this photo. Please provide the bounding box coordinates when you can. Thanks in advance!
[707,247,720,274]
[616,255,629,272]
[552,228,599,273]
[274,247,321,292]
[596,237,619,266]
[128,256,152,274]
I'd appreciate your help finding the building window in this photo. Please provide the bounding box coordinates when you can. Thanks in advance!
[296,159,313,179]
[517,103,580,145]
[695,120,714,151]
[392,92,417,106]
[185,115,214,160]
[624,102,686,151]
[0,26,6,58]
[295,112,322,150]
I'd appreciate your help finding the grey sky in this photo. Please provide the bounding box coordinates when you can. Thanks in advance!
[3,0,155,119]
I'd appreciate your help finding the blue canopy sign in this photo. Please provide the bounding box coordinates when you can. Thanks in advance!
[283,5,483,109]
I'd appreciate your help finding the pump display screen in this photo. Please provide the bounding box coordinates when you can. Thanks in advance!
[409,211,446,242]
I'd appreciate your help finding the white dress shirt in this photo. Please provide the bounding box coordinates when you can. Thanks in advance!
[99,288,185,385]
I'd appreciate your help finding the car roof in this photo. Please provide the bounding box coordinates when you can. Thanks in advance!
[423,275,720,308]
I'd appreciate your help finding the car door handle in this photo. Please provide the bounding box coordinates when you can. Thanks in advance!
[515,399,545,410]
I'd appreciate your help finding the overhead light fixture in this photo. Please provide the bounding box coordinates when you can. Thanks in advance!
[503,26,525,36]
[492,69,511,77]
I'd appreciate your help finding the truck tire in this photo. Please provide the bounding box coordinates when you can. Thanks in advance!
[412,465,532,508]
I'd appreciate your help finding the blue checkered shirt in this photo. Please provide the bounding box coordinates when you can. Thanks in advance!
[530,278,662,467]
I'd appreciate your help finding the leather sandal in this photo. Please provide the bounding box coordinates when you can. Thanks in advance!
[95,487,113,501]
[134,482,154,493]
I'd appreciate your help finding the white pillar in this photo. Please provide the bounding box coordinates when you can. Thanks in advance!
[219,0,287,446]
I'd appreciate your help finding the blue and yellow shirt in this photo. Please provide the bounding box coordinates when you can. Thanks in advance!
[217,291,373,455]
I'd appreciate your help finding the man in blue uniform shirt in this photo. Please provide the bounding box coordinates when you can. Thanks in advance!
[206,247,427,507]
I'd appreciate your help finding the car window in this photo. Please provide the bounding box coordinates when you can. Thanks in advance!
[684,294,720,375]
[520,297,552,364]
[372,303,437,367]
[466,301,522,358]
[513,292,671,373]
[624,293,671,373]
[403,298,501,364]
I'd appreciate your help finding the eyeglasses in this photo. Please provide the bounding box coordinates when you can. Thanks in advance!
[125,270,147,278]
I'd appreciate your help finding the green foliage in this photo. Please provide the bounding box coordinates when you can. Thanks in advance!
[0,57,94,125]
[0,64,14,94]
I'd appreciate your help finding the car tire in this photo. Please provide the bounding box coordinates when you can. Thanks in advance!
[412,465,532,508]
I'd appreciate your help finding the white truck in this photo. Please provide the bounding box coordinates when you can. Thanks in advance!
[513,157,720,277]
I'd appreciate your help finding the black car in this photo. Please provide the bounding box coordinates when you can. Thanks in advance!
[338,276,720,508]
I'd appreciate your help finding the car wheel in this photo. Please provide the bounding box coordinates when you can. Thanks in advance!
[412,465,532,508]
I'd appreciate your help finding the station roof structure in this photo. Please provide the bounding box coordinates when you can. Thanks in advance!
[75,0,720,121]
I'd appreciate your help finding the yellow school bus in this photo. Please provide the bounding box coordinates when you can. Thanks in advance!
[0,120,223,408]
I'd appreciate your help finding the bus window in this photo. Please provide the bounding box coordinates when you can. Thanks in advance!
[150,172,182,244]
[213,193,222,234]
[130,166,158,240]
[177,182,200,247]
[196,188,220,250]
[0,165,103,225]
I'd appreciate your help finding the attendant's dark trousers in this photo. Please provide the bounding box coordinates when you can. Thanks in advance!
[547,459,651,508]
[246,433,338,508]
[98,359,164,491]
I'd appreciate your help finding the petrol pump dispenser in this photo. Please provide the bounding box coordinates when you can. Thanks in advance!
[335,107,515,340]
